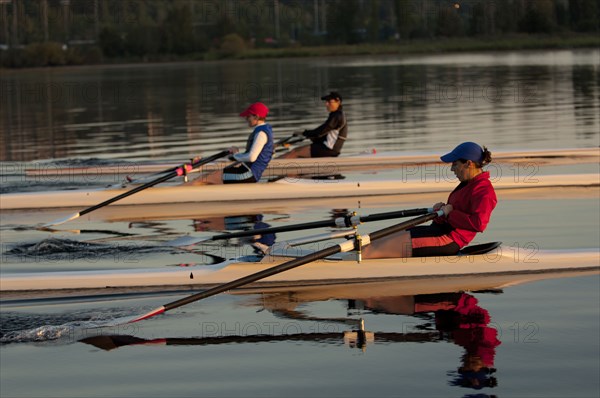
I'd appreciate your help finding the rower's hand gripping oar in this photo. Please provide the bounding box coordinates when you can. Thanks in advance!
[167,207,432,247]
[125,211,442,324]
[276,134,304,146]
[273,133,306,153]
[42,150,230,228]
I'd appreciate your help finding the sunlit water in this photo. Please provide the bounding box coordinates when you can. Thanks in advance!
[0,50,599,397]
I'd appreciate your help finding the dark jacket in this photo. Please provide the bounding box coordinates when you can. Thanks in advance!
[303,107,347,154]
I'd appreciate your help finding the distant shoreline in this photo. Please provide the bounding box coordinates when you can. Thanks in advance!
[211,34,600,60]
[1,34,599,70]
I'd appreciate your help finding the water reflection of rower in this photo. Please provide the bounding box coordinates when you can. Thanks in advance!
[191,214,277,254]
[188,208,357,255]
[350,292,500,391]
[243,215,276,254]
[81,291,499,378]
[436,294,500,391]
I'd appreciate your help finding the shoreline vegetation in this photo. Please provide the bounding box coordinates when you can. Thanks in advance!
[2,0,598,69]
[207,34,600,60]
[1,34,599,70]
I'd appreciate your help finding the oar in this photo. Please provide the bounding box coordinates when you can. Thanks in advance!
[274,134,305,152]
[124,211,441,324]
[80,331,438,351]
[281,229,356,247]
[43,150,230,228]
[275,134,303,147]
[167,207,431,247]
[121,135,300,186]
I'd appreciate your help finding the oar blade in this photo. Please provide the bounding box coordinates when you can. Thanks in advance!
[41,212,81,228]
[102,306,166,326]
[128,306,166,323]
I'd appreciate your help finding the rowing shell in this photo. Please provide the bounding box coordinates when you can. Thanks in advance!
[2,246,598,292]
[20,148,600,176]
[1,173,597,210]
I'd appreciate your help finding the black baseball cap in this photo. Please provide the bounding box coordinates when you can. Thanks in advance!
[321,91,342,102]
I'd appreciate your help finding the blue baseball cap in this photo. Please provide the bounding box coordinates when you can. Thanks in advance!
[440,142,484,163]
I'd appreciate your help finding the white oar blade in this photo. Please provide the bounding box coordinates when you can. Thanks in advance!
[166,235,211,247]
[42,212,81,228]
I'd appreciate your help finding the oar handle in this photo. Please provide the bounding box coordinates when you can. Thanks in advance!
[274,135,295,146]
[350,208,431,224]
[368,212,440,241]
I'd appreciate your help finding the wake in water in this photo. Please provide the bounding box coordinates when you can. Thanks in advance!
[0,309,144,345]
[2,158,143,194]
[3,238,173,261]
[39,158,138,167]
[0,179,121,194]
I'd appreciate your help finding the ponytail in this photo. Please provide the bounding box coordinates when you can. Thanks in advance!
[479,146,492,168]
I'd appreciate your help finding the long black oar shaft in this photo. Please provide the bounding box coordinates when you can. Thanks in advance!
[44,150,229,227]
[137,135,298,181]
[82,150,229,215]
[130,211,440,322]
[169,208,430,246]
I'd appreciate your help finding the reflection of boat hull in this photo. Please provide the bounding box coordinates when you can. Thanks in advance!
[1,173,597,210]
[239,269,599,303]
[2,247,598,295]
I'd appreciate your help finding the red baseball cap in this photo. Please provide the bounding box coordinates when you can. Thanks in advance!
[239,102,269,118]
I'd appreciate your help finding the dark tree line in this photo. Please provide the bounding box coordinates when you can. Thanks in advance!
[1,0,598,67]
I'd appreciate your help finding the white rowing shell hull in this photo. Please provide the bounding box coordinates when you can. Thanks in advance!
[1,173,597,210]
[2,247,598,291]
[22,148,600,176]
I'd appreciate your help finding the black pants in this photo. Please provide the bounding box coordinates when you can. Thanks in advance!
[409,224,460,257]
[310,144,340,158]
[222,163,257,184]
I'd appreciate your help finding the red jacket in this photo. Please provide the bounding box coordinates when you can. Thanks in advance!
[436,171,497,247]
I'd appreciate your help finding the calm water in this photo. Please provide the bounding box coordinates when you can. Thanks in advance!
[1,50,599,397]
[1,275,599,397]
[0,49,598,162]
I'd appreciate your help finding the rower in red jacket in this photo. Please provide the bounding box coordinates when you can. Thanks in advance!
[363,142,497,258]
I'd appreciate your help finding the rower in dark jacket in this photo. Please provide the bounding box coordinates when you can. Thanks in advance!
[280,92,347,158]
